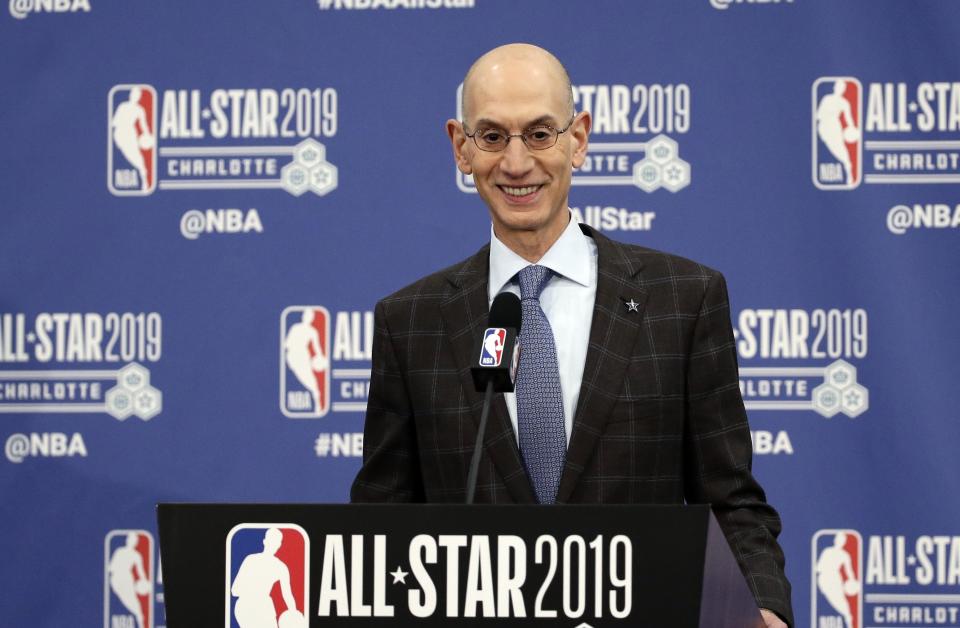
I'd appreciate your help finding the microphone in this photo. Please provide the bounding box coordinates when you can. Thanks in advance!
[471,292,521,394]
[466,292,521,504]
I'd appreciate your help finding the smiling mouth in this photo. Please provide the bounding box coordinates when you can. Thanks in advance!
[498,184,543,198]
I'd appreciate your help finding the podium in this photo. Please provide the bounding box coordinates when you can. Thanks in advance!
[157,503,763,627]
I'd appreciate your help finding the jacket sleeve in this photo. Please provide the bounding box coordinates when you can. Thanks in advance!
[350,299,425,502]
[683,271,794,626]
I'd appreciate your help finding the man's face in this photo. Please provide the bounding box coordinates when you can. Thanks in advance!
[448,58,589,244]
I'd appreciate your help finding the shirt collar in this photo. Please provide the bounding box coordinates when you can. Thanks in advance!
[488,211,595,301]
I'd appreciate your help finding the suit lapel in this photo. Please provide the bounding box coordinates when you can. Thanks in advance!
[439,247,537,504]
[556,227,647,503]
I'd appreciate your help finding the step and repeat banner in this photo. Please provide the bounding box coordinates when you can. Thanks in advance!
[1,1,958,626]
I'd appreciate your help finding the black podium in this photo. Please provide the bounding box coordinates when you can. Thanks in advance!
[157,503,762,627]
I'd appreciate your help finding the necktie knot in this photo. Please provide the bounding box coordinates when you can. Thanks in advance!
[518,265,552,301]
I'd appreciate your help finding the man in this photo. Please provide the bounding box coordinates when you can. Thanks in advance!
[351,43,793,626]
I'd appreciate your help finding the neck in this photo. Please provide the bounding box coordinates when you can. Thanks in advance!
[495,211,570,263]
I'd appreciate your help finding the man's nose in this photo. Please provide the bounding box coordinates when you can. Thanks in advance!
[497,136,534,177]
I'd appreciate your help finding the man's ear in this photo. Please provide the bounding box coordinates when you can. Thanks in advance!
[569,110,592,169]
[446,119,472,175]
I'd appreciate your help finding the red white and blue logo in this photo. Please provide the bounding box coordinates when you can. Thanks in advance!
[479,328,506,367]
[108,84,157,195]
[812,77,863,190]
[812,529,863,628]
[226,524,310,628]
[281,306,331,418]
[104,529,155,628]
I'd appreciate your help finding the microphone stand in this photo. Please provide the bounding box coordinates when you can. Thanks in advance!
[465,379,494,505]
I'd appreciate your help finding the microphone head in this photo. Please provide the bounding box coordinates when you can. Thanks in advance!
[472,292,521,393]
[489,292,521,332]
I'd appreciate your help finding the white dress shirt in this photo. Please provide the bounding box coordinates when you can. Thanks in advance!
[487,212,599,445]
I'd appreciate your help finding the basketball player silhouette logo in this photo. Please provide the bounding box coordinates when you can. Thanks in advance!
[813,529,862,628]
[227,525,309,628]
[281,307,331,417]
[105,530,154,628]
[108,85,157,195]
[480,328,505,366]
[813,77,862,189]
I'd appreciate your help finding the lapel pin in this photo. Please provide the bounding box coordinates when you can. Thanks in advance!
[625,298,640,313]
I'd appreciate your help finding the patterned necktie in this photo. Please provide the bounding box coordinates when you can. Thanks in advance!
[515,264,567,504]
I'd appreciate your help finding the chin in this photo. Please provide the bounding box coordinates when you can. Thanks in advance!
[493,205,547,226]
[495,210,564,237]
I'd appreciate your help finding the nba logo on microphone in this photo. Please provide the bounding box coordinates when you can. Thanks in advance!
[104,529,155,628]
[281,306,331,418]
[108,84,157,195]
[226,524,309,628]
[812,77,863,190]
[479,328,506,366]
[812,529,863,628]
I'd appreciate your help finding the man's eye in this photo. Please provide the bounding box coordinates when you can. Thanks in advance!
[479,131,503,143]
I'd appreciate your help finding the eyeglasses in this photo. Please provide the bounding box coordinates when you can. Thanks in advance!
[463,116,575,152]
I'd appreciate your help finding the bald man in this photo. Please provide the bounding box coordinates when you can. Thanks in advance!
[352,44,793,627]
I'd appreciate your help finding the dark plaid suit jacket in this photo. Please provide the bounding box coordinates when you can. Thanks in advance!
[351,224,793,625]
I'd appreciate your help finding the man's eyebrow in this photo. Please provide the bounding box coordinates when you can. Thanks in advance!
[470,115,560,129]
[525,115,560,127]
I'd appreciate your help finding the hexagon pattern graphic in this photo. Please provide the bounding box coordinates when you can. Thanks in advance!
[105,363,162,421]
[811,359,869,419]
[631,134,691,192]
[282,139,338,196]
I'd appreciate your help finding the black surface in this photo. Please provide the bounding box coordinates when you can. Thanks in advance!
[158,503,760,627]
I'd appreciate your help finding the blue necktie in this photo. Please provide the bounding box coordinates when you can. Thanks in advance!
[515,264,567,504]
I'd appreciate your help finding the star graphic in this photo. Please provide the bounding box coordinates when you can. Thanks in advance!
[625,298,640,312]
[390,565,408,585]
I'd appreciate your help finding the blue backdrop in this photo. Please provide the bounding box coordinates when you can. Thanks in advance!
[2,1,959,626]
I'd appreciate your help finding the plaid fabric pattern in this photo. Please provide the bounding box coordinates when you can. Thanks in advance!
[351,225,794,625]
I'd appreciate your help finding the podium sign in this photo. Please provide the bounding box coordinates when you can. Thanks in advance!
[157,503,762,627]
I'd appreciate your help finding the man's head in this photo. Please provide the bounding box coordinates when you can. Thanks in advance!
[460,45,575,124]
[263,527,283,554]
[447,44,590,255]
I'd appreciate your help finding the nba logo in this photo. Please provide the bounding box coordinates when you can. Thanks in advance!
[104,529,155,628]
[812,529,863,628]
[479,328,506,367]
[108,84,157,195]
[812,77,863,190]
[226,524,309,628]
[281,306,331,418]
